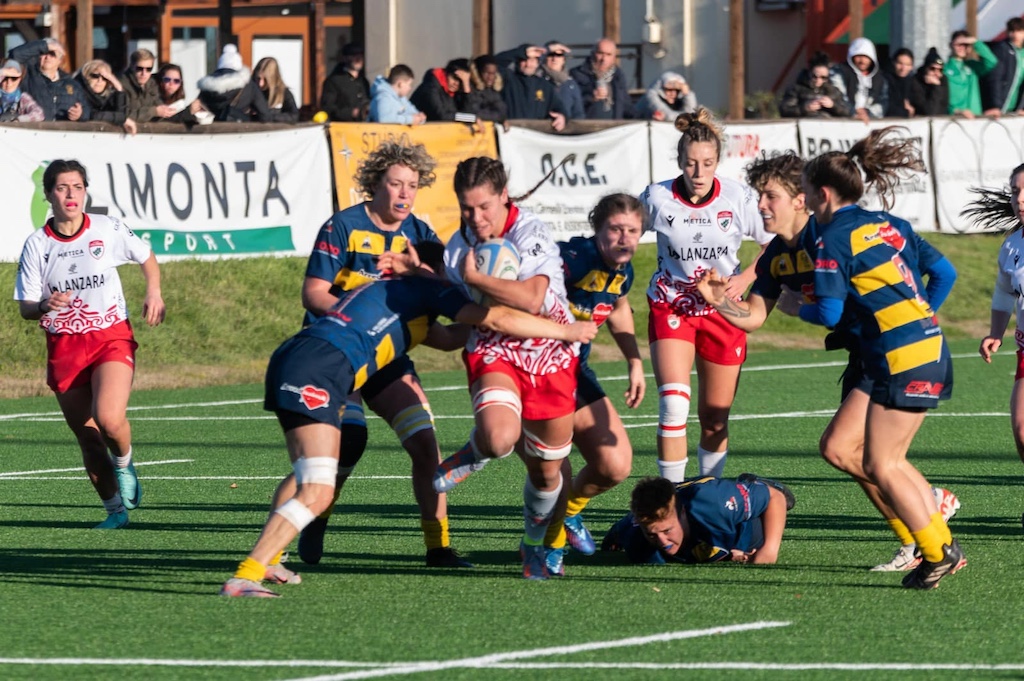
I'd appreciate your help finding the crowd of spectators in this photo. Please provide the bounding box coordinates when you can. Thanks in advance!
[5,16,1023,129]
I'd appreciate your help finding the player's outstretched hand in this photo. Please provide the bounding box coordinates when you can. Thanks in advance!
[624,359,646,409]
[695,268,728,306]
[980,335,1002,363]
[379,243,421,277]
[568,320,599,344]
[143,293,166,326]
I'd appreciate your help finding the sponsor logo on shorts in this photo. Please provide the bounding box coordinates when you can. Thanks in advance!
[89,240,104,259]
[667,315,680,330]
[483,355,497,365]
[904,381,944,398]
[281,382,331,410]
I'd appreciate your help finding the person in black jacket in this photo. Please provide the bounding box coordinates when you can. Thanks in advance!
[8,38,88,121]
[410,58,474,122]
[570,38,632,120]
[830,36,889,122]
[76,59,136,134]
[981,17,1024,116]
[319,43,369,122]
[467,55,507,124]
[197,44,274,122]
[496,44,566,131]
[909,48,950,117]
[253,57,299,123]
[885,48,916,118]
[778,51,851,119]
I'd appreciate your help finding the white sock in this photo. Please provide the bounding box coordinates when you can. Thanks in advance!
[523,477,563,544]
[657,458,688,483]
[698,446,727,478]
[114,447,132,469]
[102,493,126,514]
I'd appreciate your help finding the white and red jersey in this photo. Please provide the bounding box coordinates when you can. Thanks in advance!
[642,175,770,316]
[14,214,152,335]
[444,203,578,375]
[994,228,1024,350]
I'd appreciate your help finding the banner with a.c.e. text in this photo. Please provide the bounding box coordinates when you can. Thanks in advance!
[496,122,651,241]
[0,125,334,262]
[328,121,498,243]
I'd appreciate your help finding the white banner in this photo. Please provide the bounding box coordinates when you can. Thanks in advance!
[932,117,1024,233]
[0,125,333,262]
[496,123,651,241]
[650,120,800,187]
[797,118,936,232]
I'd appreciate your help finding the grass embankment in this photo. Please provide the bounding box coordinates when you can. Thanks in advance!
[0,232,1007,398]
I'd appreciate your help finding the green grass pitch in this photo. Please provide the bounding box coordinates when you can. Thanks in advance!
[1,341,1023,680]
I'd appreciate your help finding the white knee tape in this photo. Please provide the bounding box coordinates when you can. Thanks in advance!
[658,383,691,438]
[522,429,573,461]
[275,498,316,531]
[293,456,339,486]
[341,401,366,427]
[472,387,522,418]
[390,403,435,442]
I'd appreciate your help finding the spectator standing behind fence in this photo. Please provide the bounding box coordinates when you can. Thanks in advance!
[320,43,369,122]
[908,48,949,118]
[496,44,567,131]
[541,41,584,120]
[120,49,175,123]
[779,52,850,118]
[369,64,426,125]
[410,58,476,122]
[885,48,916,118]
[982,17,1024,117]
[8,38,87,122]
[467,55,507,124]
[944,31,997,118]
[253,57,299,123]
[830,36,888,123]
[0,59,44,122]
[76,60,136,135]
[197,45,274,122]
[635,71,697,121]
[571,38,632,120]
[154,63,201,124]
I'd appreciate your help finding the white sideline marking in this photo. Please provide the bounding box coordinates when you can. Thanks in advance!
[477,662,1024,671]
[0,658,401,669]
[280,622,791,681]
[0,459,193,478]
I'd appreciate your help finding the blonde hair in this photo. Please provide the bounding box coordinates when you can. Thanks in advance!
[355,142,437,198]
[79,59,109,81]
[255,57,287,109]
[675,107,725,167]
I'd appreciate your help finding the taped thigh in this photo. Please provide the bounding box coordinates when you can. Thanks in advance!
[390,403,435,442]
[522,428,572,461]
[472,386,522,418]
[293,456,339,486]
[275,498,316,531]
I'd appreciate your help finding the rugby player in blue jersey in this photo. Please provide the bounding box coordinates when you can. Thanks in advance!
[799,128,964,589]
[220,242,598,597]
[697,151,960,573]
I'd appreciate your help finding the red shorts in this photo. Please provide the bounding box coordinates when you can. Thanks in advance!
[1016,350,1024,381]
[464,351,578,421]
[647,300,747,366]
[46,321,138,394]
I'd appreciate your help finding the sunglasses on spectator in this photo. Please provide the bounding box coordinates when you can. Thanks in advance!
[161,76,181,84]
[664,87,681,94]
[929,65,944,72]
[953,42,971,48]
[135,65,153,73]
[1,76,19,83]
[88,73,104,80]
[44,51,60,58]
[810,73,829,80]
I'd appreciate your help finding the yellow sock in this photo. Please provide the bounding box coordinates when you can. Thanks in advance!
[421,517,448,550]
[565,494,591,518]
[545,523,567,549]
[910,522,945,563]
[887,518,915,546]
[268,550,284,567]
[234,557,266,582]
[930,513,952,545]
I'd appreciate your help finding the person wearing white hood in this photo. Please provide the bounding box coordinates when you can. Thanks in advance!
[634,71,698,121]
[830,36,890,123]
[197,44,273,122]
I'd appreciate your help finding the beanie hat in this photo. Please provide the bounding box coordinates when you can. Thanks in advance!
[924,47,944,69]
[217,44,243,72]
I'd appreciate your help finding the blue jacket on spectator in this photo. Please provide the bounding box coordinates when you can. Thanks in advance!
[369,75,422,124]
[982,37,1024,113]
[570,59,631,119]
[9,39,89,121]
[495,45,568,121]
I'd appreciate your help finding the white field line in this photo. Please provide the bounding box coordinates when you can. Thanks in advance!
[0,459,193,478]
[279,622,791,681]
[471,662,1024,671]
[0,658,402,668]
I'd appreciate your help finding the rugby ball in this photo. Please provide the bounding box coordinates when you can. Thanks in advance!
[470,238,521,304]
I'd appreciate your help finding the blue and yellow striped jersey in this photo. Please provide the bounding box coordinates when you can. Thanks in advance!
[559,235,633,364]
[813,205,944,376]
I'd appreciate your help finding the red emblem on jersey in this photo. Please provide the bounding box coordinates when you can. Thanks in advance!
[89,240,104,259]
[592,302,614,326]
[877,223,906,251]
[717,211,733,232]
[299,385,330,410]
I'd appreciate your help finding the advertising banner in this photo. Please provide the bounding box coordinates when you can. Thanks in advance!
[0,125,334,261]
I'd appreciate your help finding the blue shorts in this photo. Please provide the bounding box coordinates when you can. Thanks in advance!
[264,336,354,428]
[576,360,607,408]
[869,343,953,410]
[361,354,417,402]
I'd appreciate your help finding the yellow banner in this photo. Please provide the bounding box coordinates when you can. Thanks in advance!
[328,122,498,242]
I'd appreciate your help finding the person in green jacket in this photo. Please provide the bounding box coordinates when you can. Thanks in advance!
[945,30,997,118]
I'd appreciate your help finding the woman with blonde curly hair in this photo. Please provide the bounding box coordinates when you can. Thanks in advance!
[260,141,476,583]
[640,108,771,484]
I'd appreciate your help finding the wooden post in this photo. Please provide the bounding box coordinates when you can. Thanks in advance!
[311,0,326,108]
[849,0,863,41]
[218,0,233,52]
[473,0,490,58]
[603,0,620,44]
[75,0,93,70]
[158,2,172,66]
[729,0,744,120]
[966,0,978,38]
